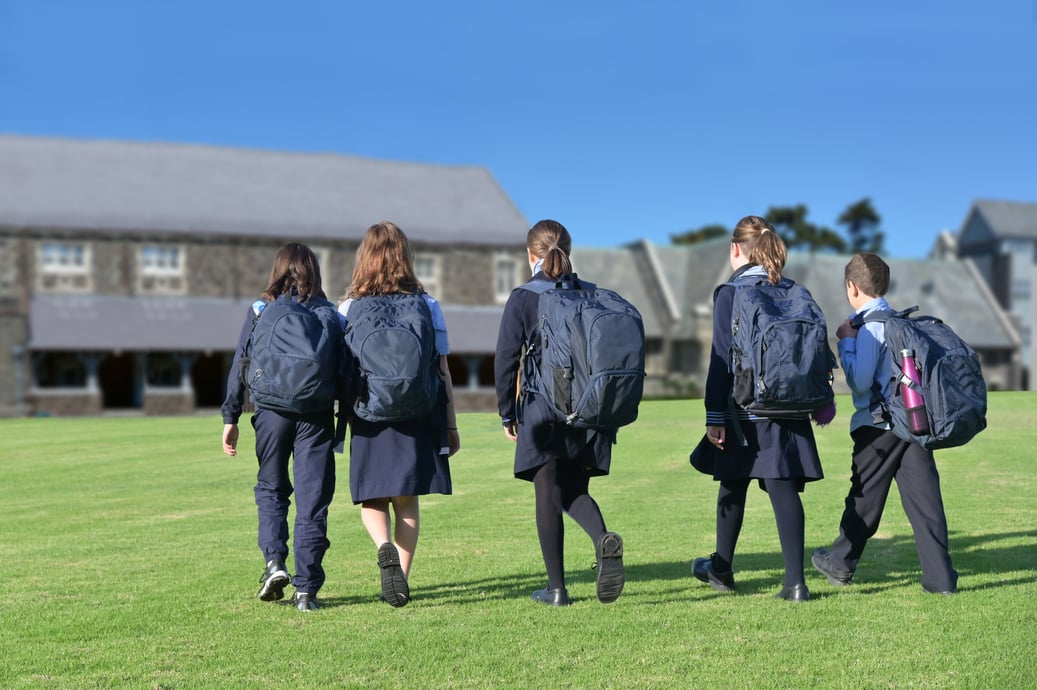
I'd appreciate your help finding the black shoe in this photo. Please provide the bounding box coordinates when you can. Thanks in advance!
[775,583,810,602]
[293,592,320,611]
[692,553,735,592]
[595,532,625,604]
[922,584,957,596]
[532,587,571,606]
[377,542,410,608]
[257,559,291,601]
[811,548,853,586]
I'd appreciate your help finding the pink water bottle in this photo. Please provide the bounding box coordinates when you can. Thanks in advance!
[900,349,930,435]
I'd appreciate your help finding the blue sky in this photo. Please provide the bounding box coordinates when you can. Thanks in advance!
[3,1,1035,257]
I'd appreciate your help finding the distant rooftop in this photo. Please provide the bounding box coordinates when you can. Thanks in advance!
[0,134,528,246]
[969,199,1037,239]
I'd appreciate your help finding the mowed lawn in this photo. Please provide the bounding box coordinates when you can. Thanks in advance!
[1,393,1035,689]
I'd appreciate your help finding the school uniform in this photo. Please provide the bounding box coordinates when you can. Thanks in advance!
[690,264,824,486]
[494,270,622,603]
[339,293,453,503]
[688,264,823,597]
[222,297,345,596]
[494,273,614,481]
[826,296,957,593]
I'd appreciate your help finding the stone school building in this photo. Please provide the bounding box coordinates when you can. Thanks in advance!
[0,135,1023,417]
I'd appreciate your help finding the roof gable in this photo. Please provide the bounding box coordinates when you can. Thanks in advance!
[968,199,1037,240]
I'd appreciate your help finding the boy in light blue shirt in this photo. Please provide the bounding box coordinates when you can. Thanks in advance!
[811,253,957,595]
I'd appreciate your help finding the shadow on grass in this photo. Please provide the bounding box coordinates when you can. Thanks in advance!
[801,528,1037,597]
[308,528,1037,607]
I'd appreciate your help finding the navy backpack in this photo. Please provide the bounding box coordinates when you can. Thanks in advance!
[852,307,987,450]
[344,293,441,423]
[243,294,343,415]
[518,275,646,431]
[722,277,837,418]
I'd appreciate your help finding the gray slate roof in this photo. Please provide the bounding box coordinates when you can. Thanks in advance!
[784,253,1018,350]
[570,247,663,337]
[0,134,528,246]
[652,238,731,339]
[969,199,1037,239]
[29,295,504,353]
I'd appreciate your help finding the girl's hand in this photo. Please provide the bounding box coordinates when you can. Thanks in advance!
[503,421,518,442]
[706,425,725,450]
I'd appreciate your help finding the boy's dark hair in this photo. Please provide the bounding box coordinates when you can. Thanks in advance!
[845,253,890,297]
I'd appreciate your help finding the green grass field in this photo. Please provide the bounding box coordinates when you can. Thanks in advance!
[2,393,1035,689]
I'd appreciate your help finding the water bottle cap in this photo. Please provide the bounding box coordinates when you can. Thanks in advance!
[900,349,915,358]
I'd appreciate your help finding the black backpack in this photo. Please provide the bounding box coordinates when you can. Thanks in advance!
[344,293,440,423]
[852,307,987,450]
[518,275,645,431]
[242,294,343,415]
[721,277,837,418]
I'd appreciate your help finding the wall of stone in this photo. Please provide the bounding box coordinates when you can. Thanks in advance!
[142,390,196,415]
[31,390,103,416]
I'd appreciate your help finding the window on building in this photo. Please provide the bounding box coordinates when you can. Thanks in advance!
[141,245,182,274]
[35,353,87,388]
[415,254,439,296]
[146,353,182,387]
[494,254,519,303]
[139,244,186,294]
[38,242,91,292]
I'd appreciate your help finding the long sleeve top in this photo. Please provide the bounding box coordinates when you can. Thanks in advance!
[704,264,771,426]
[838,296,892,432]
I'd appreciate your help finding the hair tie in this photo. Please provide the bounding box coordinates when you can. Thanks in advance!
[760,227,772,234]
[548,244,559,251]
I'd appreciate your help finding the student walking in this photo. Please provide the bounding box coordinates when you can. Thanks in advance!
[494,219,625,607]
[811,253,958,595]
[221,242,347,612]
[689,216,827,602]
[339,221,460,608]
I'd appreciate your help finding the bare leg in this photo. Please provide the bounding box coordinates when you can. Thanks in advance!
[391,495,420,578]
[361,498,392,546]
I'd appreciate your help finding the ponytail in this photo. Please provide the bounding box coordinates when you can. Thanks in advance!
[732,216,787,285]
[527,219,573,279]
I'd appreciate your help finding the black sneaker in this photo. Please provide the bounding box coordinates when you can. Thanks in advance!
[692,553,736,592]
[811,548,853,586]
[595,532,625,604]
[257,559,291,601]
[293,592,320,611]
[377,542,410,608]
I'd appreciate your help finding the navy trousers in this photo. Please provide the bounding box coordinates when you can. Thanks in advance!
[251,408,336,594]
[830,426,957,593]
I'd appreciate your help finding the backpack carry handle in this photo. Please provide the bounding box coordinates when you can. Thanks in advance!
[850,306,918,329]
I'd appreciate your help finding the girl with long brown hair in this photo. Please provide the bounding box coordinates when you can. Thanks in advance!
[222,242,346,612]
[340,221,460,607]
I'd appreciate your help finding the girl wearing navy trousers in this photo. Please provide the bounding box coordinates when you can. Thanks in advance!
[494,219,625,607]
[339,221,460,608]
[689,215,828,602]
[221,242,347,612]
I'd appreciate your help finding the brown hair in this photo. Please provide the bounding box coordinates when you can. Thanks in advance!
[844,253,890,297]
[527,219,573,280]
[732,215,787,285]
[261,242,325,302]
[345,221,423,299]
